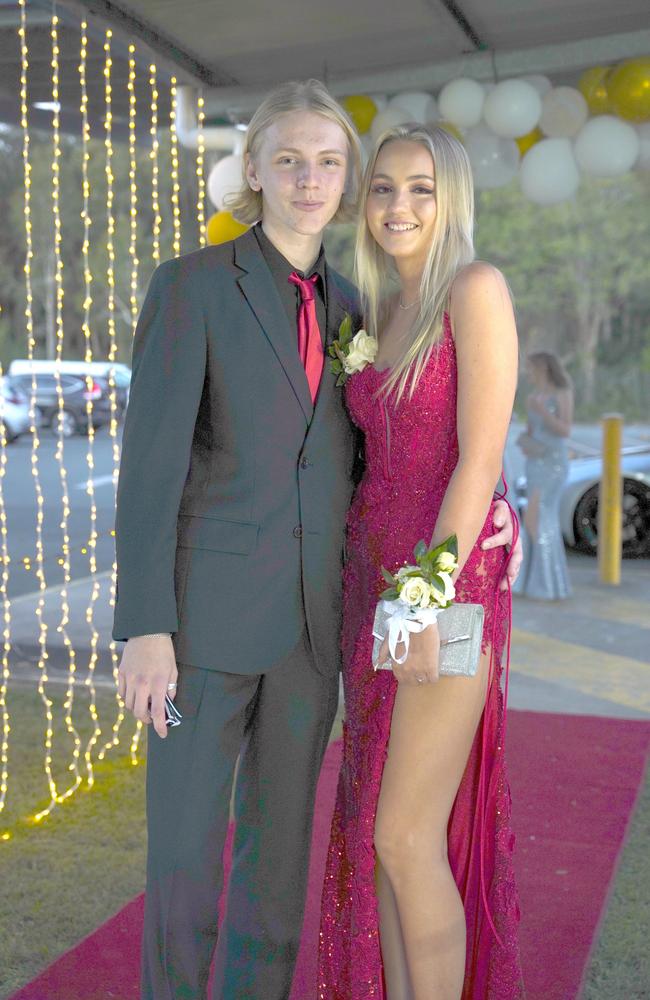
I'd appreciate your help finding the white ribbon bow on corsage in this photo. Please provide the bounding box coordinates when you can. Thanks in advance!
[381,599,441,665]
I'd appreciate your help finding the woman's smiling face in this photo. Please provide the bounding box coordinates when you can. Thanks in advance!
[366,139,437,268]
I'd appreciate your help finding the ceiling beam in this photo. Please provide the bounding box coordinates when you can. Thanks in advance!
[433,0,488,51]
[199,28,650,116]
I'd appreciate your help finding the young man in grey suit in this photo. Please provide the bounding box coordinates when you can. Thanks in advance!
[114,79,520,1000]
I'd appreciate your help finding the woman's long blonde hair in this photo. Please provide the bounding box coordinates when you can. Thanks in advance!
[226,79,363,225]
[356,123,475,402]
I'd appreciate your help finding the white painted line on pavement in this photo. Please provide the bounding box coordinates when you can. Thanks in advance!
[74,474,116,490]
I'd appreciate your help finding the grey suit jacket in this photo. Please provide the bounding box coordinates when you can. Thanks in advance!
[112,229,362,676]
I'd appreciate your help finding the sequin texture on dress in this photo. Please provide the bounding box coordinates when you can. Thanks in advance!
[317,313,525,999]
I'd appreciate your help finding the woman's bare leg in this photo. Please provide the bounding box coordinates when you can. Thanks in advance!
[376,857,413,999]
[374,651,491,1000]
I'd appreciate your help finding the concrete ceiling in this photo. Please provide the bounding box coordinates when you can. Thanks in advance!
[0,0,648,131]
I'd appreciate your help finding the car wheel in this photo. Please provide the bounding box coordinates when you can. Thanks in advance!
[573,480,650,558]
[622,480,650,557]
[573,485,599,554]
[51,409,78,438]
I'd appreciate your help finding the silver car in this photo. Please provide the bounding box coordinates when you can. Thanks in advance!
[516,444,650,558]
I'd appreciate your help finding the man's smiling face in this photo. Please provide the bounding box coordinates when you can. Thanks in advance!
[246,110,349,242]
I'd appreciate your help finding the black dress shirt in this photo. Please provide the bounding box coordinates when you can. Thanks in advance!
[253,223,328,346]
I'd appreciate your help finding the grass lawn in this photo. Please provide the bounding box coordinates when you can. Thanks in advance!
[0,684,648,998]
[0,684,147,998]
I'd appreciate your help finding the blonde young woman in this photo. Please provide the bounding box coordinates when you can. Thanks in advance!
[318,125,525,999]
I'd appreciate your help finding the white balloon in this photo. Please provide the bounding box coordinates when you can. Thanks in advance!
[370,93,388,112]
[635,123,650,171]
[573,115,640,177]
[519,138,580,205]
[520,74,553,98]
[370,105,412,142]
[438,78,485,129]
[539,87,589,138]
[207,154,244,210]
[388,91,437,123]
[464,123,519,189]
[483,79,542,138]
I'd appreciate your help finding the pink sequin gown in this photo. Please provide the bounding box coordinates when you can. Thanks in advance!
[318,314,525,999]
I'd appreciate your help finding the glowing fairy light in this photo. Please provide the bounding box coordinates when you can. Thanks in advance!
[32,10,83,823]
[169,77,182,256]
[127,44,140,333]
[18,0,54,824]
[149,64,162,267]
[78,20,102,786]
[196,89,207,246]
[0,366,11,819]
[97,28,126,762]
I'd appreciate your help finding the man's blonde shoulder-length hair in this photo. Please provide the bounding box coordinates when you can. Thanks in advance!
[356,123,476,402]
[226,79,363,226]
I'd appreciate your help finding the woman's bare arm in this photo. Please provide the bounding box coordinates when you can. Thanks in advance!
[432,261,518,576]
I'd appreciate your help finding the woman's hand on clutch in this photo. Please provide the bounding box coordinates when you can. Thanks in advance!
[380,623,440,685]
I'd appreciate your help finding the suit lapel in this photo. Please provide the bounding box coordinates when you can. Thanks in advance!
[234,230,313,422]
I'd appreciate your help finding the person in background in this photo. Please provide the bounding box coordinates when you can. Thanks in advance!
[514,350,573,600]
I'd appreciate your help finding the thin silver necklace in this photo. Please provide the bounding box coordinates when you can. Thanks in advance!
[398,295,419,310]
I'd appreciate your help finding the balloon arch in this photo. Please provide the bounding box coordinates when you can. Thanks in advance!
[205,57,650,243]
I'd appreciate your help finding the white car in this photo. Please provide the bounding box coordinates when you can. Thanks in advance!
[516,444,650,558]
[9,359,131,414]
[0,375,32,442]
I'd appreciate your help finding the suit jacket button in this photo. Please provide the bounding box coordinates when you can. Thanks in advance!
[293,525,303,538]
[300,457,310,469]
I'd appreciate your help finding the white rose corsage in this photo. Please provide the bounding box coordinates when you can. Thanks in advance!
[372,534,458,667]
[329,313,378,386]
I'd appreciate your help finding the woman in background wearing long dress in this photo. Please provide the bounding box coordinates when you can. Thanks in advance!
[514,351,573,600]
[318,123,524,999]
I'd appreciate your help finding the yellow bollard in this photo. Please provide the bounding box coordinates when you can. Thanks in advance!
[598,413,623,585]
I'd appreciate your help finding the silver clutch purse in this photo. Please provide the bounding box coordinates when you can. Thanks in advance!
[372,602,485,677]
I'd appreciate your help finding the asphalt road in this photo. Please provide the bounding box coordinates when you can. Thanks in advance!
[3,425,122,601]
[4,418,649,605]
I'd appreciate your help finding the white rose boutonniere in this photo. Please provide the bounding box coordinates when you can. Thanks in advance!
[329,313,378,386]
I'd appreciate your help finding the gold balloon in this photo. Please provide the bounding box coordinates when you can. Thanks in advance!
[578,65,612,115]
[206,210,249,246]
[342,95,378,134]
[607,57,650,123]
[516,127,543,156]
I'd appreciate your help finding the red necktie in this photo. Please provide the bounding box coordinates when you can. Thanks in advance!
[288,272,324,404]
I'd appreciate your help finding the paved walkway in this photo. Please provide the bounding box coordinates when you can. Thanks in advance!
[509,552,649,720]
[8,552,649,726]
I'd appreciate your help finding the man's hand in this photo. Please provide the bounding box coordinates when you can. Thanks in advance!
[481,497,523,591]
[117,635,177,739]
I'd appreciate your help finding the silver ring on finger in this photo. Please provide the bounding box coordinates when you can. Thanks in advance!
[417,676,425,684]
[167,682,177,690]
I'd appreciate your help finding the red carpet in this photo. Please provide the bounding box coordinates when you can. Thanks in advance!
[9,711,649,1000]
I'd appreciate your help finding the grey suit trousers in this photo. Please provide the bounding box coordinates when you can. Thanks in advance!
[141,627,339,1000]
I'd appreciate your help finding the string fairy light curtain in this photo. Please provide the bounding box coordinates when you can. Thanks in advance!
[0,0,210,840]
